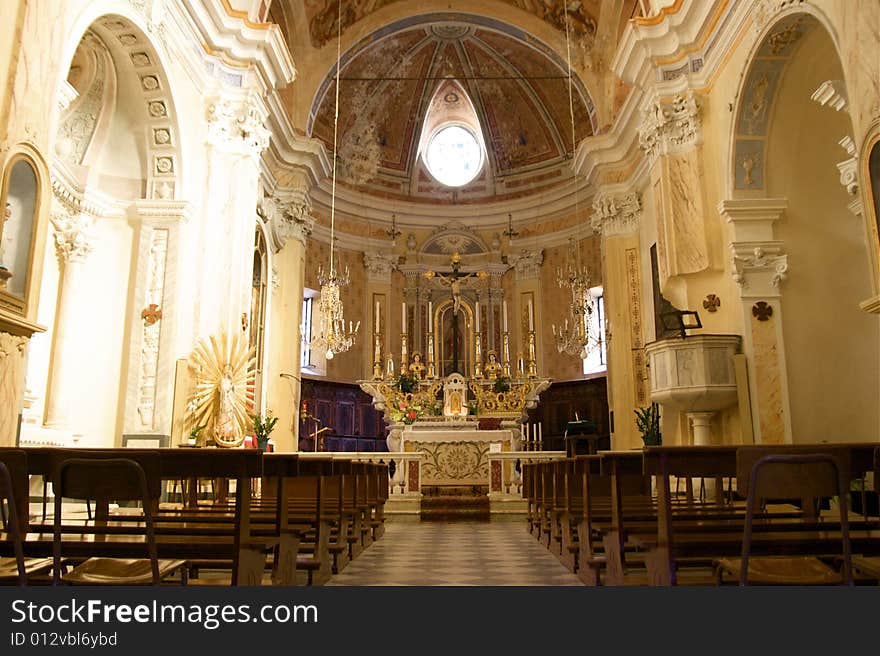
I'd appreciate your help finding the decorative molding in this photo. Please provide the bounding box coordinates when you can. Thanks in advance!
[51,209,95,264]
[263,190,313,250]
[837,157,859,196]
[363,251,398,283]
[811,80,848,113]
[731,243,788,290]
[591,191,642,236]
[638,90,702,161]
[511,249,543,281]
[206,96,270,157]
[136,227,168,429]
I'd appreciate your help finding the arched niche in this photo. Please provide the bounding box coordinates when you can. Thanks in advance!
[868,138,880,270]
[0,155,41,312]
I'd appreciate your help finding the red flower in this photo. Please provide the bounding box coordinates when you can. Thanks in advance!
[407,410,417,420]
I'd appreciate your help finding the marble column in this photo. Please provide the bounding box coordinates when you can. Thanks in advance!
[592,189,644,450]
[198,95,270,340]
[718,198,792,444]
[638,90,709,303]
[363,250,397,380]
[0,330,30,446]
[43,208,94,428]
[263,188,313,452]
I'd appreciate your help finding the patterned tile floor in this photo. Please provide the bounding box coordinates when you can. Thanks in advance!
[326,519,583,586]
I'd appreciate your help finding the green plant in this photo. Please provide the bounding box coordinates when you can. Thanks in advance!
[395,372,418,394]
[251,410,279,451]
[467,400,479,416]
[634,403,661,446]
[187,425,205,444]
[493,376,511,393]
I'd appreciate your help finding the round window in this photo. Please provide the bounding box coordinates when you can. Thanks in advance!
[424,125,483,187]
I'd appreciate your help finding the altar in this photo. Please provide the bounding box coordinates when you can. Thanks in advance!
[402,421,515,486]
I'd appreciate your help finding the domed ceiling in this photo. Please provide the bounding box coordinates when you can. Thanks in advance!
[308,15,598,204]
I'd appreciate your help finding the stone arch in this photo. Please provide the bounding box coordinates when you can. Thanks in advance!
[52,7,183,200]
[755,12,878,443]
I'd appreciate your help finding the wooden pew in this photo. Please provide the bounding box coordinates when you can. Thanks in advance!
[17,447,270,586]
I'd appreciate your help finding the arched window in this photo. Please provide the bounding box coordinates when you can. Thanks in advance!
[418,80,487,188]
[869,140,880,248]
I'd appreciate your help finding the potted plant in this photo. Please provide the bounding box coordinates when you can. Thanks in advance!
[250,410,279,452]
[186,425,205,447]
[634,403,661,446]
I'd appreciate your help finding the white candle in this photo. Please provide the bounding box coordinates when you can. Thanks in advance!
[524,423,530,441]
[502,301,508,332]
[528,299,534,331]
[402,302,407,332]
[428,301,433,333]
[475,302,481,333]
[375,301,380,333]
[538,423,542,442]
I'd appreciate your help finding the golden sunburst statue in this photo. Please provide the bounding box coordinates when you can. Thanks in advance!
[187,332,256,448]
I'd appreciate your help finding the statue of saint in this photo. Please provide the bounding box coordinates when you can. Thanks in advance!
[215,365,237,443]
[409,352,426,380]
[484,350,503,380]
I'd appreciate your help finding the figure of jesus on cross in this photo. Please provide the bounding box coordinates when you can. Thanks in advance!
[423,251,487,316]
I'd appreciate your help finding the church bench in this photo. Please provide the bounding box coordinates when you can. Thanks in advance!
[19,447,272,586]
[637,444,880,585]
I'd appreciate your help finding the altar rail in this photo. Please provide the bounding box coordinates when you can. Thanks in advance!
[488,451,567,498]
[299,451,426,498]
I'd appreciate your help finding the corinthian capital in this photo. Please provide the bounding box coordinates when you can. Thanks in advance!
[263,190,314,250]
[591,191,642,237]
[512,249,543,281]
[638,90,702,161]
[51,209,95,263]
[206,97,270,157]
[363,251,398,283]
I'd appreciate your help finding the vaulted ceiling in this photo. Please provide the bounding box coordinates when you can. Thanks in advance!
[308,17,597,202]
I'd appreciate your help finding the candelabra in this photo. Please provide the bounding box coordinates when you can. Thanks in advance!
[313,265,359,360]
[474,332,484,379]
[426,331,436,379]
[527,330,538,378]
[400,332,408,374]
[372,331,383,380]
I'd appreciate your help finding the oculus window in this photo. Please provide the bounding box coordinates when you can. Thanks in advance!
[424,125,483,187]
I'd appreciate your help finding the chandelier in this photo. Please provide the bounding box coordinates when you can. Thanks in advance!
[552,8,597,360]
[553,241,598,358]
[311,0,359,360]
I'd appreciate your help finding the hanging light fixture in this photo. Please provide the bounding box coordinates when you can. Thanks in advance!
[312,0,359,360]
[552,8,598,360]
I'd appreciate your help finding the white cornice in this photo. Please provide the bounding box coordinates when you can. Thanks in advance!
[613,0,752,95]
[181,0,295,90]
[613,1,720,85]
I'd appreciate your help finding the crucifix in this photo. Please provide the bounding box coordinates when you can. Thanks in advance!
[424,251,487,374]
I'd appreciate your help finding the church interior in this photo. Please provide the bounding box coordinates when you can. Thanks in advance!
[0,0,879,587]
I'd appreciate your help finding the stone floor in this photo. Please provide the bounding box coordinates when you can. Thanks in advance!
[326,519,582,586]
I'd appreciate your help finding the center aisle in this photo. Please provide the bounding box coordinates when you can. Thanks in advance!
[326,520,582,586]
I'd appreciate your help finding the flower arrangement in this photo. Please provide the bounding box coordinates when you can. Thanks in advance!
[388,397,423,425]
[493,376,511,393]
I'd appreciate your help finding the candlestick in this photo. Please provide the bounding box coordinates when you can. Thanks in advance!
[428,301,433,333]
[426,332,436,379]
[528,299,534,331]
[475,301,480,333]
[375,300,380,333]
[402,302,407,331]
[502,300,508,331]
